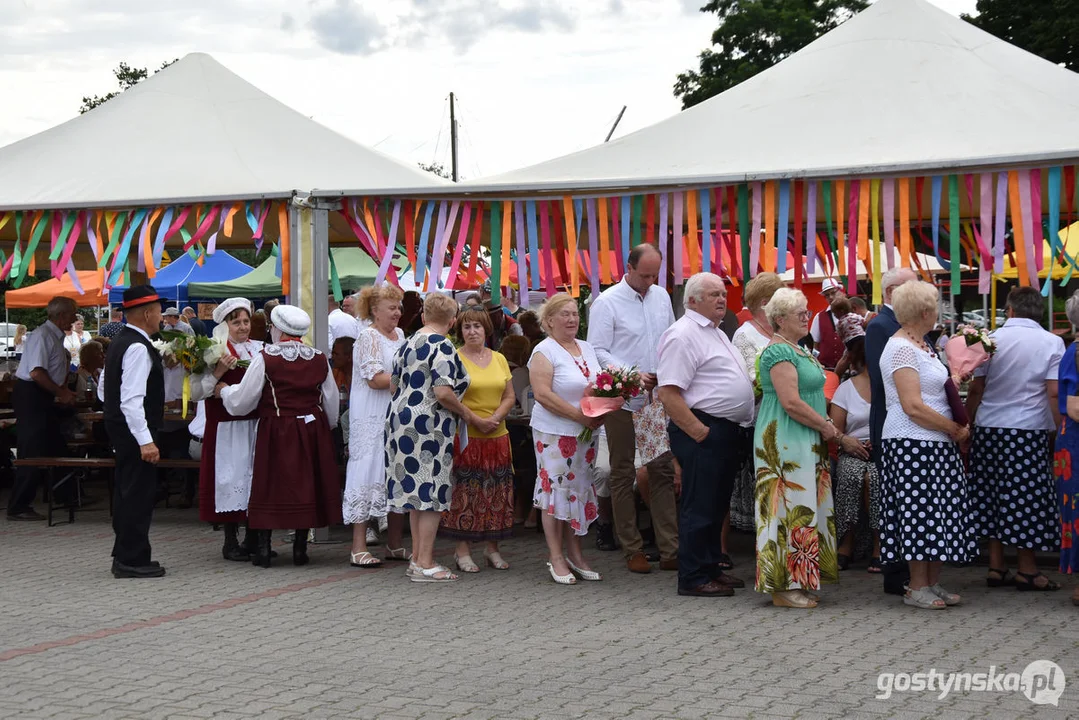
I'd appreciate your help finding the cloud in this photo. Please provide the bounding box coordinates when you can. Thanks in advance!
[303,0,578,56]
[308,0,388,55]
[280,12,296,32]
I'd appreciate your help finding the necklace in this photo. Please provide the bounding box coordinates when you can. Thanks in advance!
[901,330,929,351]
[462,345,489,364]
[775,333,826,376]
[560,340,591,379]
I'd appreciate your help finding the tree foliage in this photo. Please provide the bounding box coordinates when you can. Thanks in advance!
[418,162,452,179]
[79,59,179,114]
[674,0,868,109]
[962,0,1079,72]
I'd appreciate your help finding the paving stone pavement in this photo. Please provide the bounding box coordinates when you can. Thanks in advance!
[1,504,1078,719]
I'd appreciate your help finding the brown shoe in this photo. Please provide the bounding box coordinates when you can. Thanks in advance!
[714,572,745,589]
[678,580,734,597]
[659,558,678,571]
[626,552,652,574]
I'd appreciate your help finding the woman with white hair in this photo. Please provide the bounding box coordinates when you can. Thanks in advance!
[1054,290,1079,603]
[878,281,975,609]
[189,297,263,562]
[754,288,858,608]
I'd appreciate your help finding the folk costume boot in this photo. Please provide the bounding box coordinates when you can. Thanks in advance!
[293,529,310,567]
[221,522,249,562]
[254,530,272,569]
[245,523,276,563]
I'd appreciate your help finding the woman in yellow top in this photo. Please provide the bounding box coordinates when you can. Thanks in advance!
[440,308,517,572]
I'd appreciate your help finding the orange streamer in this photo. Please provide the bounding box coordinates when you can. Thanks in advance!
[1008,171,1028,287]
[898,178,912,268]
[763,181,776,272]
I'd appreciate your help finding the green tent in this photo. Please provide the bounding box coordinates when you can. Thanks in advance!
[188,248,401,298]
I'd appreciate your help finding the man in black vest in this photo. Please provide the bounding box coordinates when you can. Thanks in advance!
[101,285,166,579]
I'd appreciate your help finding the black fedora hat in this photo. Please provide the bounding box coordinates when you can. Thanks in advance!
[122,284,164,310]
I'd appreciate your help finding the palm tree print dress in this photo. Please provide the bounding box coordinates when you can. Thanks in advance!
[753,343,838,593]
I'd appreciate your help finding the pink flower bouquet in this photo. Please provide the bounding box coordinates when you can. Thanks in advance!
[944,324,997,384]
[578,365,642,441]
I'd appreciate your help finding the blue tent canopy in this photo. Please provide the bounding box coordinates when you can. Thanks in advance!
[108,250,253,305]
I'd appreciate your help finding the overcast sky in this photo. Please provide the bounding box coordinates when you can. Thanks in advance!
[0,0,978,181]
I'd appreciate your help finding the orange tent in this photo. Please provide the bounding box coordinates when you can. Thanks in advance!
[6,270,110,308]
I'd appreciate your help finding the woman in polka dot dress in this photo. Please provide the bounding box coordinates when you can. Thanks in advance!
[878,281,977,610]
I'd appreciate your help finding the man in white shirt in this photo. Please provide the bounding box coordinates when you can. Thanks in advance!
[7,297,78,521]
[587,244,677,574]
[101,286,166,578]
[966,286,1064,591]
[328,294,360,346]
[809,278,847,369]
[657,273,754,598]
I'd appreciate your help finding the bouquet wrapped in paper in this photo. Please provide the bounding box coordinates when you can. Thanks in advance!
[156,330,248,416]
[578,365,642,441]
[944,324,997,384]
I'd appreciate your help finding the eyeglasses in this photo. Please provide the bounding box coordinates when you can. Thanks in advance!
[793,310,811,320]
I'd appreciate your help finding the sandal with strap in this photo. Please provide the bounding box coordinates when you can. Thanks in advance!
[484,550,510,570]
[903,586,947,609]
[455,554,481,573]
[867,557,882,574]
[384,546,411,563]
[717,553,734,570]
[927,583,961,606]
[411,564,458,583]
[986,567,1015,587]
[1015,571,1061,592]
[350,551,383,568]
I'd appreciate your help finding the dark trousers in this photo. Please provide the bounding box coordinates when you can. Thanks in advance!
[668,411,749,590]
[8,380,65,515]
[110,429,158,566]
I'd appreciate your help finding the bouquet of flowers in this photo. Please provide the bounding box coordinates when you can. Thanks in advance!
[944,324,997,384]
[578,365,642,441]
[156,330,248,416]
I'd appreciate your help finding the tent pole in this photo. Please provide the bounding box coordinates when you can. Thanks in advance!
[1048,276,1055,332]
[990,277,998,330]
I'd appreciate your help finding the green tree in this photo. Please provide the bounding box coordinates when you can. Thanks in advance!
[418,162,452,179]
[674,0,868,109]
[79,59,179,114]
[962,0,1079,71]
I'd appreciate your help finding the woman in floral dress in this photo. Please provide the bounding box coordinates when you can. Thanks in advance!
[754,289,862,608]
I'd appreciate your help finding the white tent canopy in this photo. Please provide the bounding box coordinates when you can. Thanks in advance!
[0,52,447,211]
[455,0,1079,194]
[778,246,965,283]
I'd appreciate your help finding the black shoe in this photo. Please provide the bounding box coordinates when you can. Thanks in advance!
[594,522,618,551]
[112,560,166,578]
[7,510,46,521]
[222,522,249,562]
[254,530,272,568]
[293,528,309,567]
[642,545,660,563]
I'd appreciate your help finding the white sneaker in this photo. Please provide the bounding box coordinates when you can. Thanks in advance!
[366,527,380,546]
[378,516,388,533]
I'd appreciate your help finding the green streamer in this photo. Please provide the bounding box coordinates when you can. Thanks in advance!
[329,250,342,301]
[737,184,751,283]
[490,202,503,304]
[631,195,643,247]
[15,213,51,286]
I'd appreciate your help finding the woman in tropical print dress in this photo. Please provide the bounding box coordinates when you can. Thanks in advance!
[1056,292,1079,605]
[754,289,863,609]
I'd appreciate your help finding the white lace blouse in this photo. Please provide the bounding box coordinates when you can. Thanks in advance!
[880,337,952,443]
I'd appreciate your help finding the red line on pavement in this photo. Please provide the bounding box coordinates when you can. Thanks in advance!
[0,570,371,663]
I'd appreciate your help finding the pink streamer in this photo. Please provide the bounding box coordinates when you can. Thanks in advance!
[848,181,859,294]
[993,172,1007,273]
[514,200,528,301]
[445,202,472,291]
[1031,169,1044,272]
[979,173,993,293]
[57,211,84,273]
[375,201,402,286]
[672,192,684,286]
[1017,169,1038,287]
[806,182,817,274]
[658,194,669,283]
[429,201,459,290]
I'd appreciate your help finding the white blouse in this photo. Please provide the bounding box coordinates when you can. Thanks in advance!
[831,378,871,442]
[731,320,771,383]
[880,337,952,443]
[528,337,601,437]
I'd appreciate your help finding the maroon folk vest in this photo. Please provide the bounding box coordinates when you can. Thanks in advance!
[816,311,845,370]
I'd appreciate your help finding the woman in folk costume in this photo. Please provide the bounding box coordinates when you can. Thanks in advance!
[189,297,263,562]
[218,305,342,568]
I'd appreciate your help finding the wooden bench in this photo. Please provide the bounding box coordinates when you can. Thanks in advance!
[13,457,202,526]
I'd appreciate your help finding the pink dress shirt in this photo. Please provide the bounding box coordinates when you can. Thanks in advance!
[657,309,754,427]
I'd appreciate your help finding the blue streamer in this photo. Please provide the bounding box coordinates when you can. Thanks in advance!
[526,200,540,289]
[699,189,711,274]
[417,201,435,280]
[621,195,631,268]
[777,181,790,274]
[931,176,950,271]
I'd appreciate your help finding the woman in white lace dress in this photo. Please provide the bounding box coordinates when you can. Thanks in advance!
[343,285,405,568]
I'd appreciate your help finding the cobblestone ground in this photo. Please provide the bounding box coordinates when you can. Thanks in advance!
[1,502,1077,719]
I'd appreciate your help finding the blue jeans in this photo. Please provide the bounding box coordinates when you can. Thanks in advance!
[668,412,749,590]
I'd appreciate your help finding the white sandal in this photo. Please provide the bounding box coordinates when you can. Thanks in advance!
[903,586,947,609]
[349,551,383,568]
[411,564,458,583]
[484,550,509,570]
[547,562,577,585]
[385,546,410,562]
[455,554,480,573]
[928,583,961,606]
[565,556,602,581]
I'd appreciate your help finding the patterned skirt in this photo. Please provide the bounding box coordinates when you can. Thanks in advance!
[879,438,977,563]
[729,450,756,533]
[968,426,1060,551]
[834,451,881,551]
[439,435,514,542]
[532,430,598,536]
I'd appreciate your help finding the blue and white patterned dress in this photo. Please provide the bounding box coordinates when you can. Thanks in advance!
[385,333,470,513]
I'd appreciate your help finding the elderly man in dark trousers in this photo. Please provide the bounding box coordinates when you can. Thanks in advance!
[6,297,78,521]
[99,285,167,578]
[658,272,755,597]
[587,243,677,573]
[866,266,918,594]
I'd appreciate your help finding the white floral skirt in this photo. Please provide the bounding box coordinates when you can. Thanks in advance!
[532,430,598,536]
[342,416,388,524]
